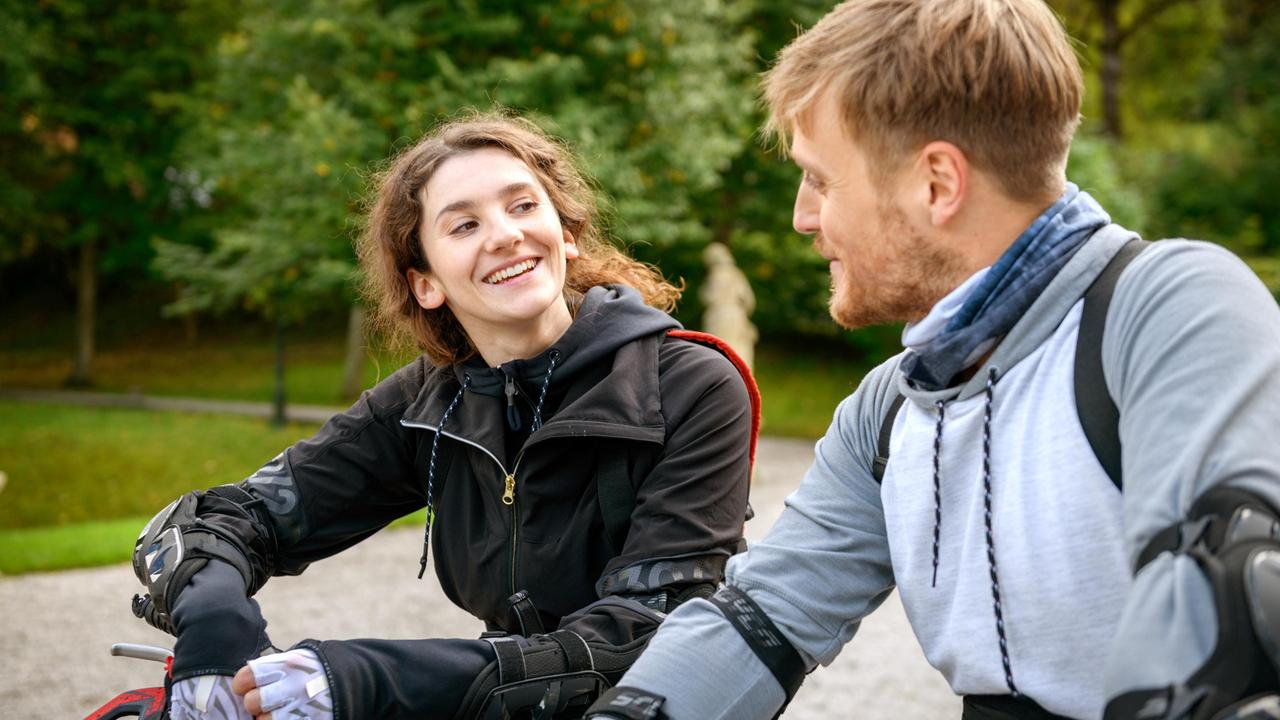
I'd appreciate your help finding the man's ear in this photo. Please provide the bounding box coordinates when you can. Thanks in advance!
[563,228,580,260]
[407,268,446,310]
[918,141,968,228]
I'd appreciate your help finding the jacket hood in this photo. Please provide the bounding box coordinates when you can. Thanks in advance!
[461,284,680,398]
[400,284,680,432]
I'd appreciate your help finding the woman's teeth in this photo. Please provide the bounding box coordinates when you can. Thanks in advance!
[484,259,537,284]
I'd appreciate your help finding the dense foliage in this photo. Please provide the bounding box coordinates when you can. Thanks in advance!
[2,0,1277,380]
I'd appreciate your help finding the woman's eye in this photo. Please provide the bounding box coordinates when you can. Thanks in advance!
[450,220,478,235]
[803,173,826,193]
[513,200,538,213]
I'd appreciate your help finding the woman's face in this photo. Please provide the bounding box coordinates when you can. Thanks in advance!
[408,148,579,358]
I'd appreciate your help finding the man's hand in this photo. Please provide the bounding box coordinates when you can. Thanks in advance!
[231,648,332,720]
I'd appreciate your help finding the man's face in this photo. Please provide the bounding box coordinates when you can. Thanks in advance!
[789,93,966,329]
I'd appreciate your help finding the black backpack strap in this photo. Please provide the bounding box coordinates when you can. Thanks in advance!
[597,446,633,557]
[1074,238,1149,492]
[872,393,907,484]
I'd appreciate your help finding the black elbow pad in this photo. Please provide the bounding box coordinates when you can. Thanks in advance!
[1106,486,1280,720]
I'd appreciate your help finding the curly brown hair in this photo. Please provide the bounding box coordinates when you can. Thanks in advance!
[357,112,682,366]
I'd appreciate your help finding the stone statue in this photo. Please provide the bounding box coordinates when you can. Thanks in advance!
[700,242,757,370]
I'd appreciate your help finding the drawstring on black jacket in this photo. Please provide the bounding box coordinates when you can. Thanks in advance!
[530,350,559,432]
[929,367,1018,696]
[418,350,561,579]
[420,375,470,579]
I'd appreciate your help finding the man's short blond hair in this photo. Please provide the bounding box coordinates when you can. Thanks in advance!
[764,0,1082,202]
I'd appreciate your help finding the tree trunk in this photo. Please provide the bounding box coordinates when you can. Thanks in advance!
[272,314,287,427]
[68,238,97,387]
[340,304,367,400]
[1099,0,1124,139]
[183,312,199,344]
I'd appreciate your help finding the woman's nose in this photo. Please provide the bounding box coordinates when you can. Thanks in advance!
[486,215,522,251]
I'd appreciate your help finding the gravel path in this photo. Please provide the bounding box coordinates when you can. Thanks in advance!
[0,436,958,719]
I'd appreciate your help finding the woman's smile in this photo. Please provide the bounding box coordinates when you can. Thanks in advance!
[482,257,540,285]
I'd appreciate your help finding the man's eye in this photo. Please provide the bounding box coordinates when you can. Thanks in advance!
[803,173,826,192]
[513,200,538,213]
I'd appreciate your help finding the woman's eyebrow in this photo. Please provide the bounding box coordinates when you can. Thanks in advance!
[499,181,538,198]
[434,182,539,224]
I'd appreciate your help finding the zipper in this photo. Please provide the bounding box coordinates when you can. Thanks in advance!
[503,371,521,431]
[402,408,662,599]
[401,419,513,478]
[509,465,520,595]
[507,446,530,595]
[401,418,528,597]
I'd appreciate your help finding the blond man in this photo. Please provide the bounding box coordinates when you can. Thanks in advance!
[586,1,1280,718]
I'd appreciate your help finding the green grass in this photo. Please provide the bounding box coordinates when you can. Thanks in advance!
[0,334,415,407]
[0,516,150,574]
[753,342,868,438]
[0,402,322,529]
[0,509,429,575]
[0,320,877,572]
[1,328,873,437]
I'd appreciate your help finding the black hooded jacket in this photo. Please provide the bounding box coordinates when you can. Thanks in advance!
[176,285,753,718]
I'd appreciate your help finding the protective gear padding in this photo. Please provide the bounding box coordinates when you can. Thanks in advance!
[706,584,807,712]
[585,686,668,719]
[132,485,277,619]
[1105,486,1280,719]
[455,596,679,720]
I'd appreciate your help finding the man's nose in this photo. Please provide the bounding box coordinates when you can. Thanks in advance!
[793,183,820,235]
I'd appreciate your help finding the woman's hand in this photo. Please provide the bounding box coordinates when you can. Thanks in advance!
[169,675,253,720]
[170,560,273,679]
[230,648,333,720]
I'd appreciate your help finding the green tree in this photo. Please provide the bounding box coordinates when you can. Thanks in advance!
[1140,0,1280,293]
[0,0,236,385]
[157,0,761,411]
[1052,0,1219,139]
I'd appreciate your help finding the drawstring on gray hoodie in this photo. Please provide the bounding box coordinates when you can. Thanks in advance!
[906,185,1110,696]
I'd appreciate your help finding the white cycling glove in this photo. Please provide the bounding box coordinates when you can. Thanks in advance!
[170,674,252,720]
[245,648,334,720]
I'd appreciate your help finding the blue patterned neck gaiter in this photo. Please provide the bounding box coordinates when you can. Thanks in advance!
[900,184,1111,391]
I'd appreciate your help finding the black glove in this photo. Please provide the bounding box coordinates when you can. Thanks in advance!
[169,559,273,680]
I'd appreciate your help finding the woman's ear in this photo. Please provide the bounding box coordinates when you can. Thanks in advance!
[563,228,580,260]
[406,268,446,310]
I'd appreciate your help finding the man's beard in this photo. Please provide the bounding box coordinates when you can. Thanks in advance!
[826,205,969,330]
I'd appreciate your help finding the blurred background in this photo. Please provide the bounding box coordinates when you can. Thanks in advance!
[1,0,1278,574]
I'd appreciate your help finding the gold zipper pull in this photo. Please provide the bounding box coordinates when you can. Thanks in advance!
[502,473,516,505]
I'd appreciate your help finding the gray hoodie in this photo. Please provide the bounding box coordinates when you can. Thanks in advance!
[617,226,1280,718]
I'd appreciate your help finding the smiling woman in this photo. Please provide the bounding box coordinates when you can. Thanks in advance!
[404,147,580,365]
[359,114,681,367]
[122,113,755,720]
